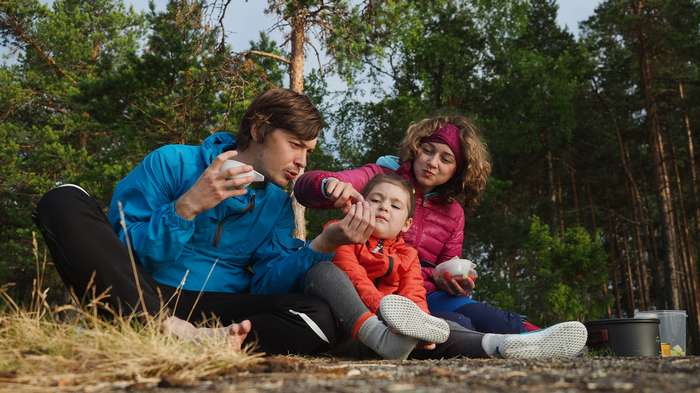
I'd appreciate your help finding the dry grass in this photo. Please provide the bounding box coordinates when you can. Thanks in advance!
[0,234,262,391]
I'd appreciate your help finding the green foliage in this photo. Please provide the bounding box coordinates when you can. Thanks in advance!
[522,216,610,324]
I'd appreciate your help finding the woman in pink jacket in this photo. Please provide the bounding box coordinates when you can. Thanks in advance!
[295,115,538,334]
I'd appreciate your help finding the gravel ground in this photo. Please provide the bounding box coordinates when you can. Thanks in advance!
[134,356,700,393]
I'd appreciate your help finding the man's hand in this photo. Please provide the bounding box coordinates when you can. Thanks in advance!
[175,150,255,220]
[324,178,364,208]
[310,201,375,253]
[435,271,475,297]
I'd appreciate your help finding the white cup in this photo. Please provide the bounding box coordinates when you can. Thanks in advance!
[221,160,264,182]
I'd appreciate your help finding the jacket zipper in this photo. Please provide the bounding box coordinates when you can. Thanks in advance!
[212,195,256,247]
[375,256,394,287]
[414,196,426,253]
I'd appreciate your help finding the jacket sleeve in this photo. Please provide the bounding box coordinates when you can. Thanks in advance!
[397,248,430,314]
[435,207,465,264]
[293,164,388,209]
[107,146,196,272]
[250,200,334,294]
[333,244,385,313]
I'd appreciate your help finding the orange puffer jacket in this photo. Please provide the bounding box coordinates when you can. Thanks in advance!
[332,235,429,314]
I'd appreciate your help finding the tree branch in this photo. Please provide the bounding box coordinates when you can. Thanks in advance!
[241,50,291,65]
[217,0,232,50]
[0,12,76,85]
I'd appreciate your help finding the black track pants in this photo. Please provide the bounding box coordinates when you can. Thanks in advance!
[33,185,337,355]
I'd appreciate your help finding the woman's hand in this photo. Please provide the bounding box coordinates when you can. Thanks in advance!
[435,271,475,296]
[324,177,364,208]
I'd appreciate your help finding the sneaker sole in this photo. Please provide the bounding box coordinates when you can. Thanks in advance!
[379,294,450,344]
[499,321,588,359]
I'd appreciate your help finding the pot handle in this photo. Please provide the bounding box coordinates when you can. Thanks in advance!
[588,328,609,345]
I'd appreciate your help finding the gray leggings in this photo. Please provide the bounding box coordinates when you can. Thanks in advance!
[304,262,488,358]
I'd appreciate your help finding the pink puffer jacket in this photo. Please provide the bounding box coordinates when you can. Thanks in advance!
[294,161,465,294]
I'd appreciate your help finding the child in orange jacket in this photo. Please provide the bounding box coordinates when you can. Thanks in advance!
[304,173,588,360]
[332,173,449,344]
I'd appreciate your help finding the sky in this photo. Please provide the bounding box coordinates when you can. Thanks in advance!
[123,0,602,52]
[1,0,603,91]
[123,0,603,93]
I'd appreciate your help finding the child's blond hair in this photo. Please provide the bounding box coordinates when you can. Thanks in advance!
[362,174,416,218]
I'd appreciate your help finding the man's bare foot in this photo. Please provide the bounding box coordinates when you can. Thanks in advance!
[162,315,198,339]
[162,316,252,351]
[228,320,252,351]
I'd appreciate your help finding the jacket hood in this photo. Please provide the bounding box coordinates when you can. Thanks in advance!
[200,131,237,165]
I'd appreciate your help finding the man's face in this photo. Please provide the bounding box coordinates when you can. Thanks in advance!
[255,129,317,188]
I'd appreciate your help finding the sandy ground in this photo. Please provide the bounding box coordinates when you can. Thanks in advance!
[131,356,700,393]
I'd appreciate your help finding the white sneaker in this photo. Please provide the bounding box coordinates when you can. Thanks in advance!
[379,294,450,344]
[498,321,588,359]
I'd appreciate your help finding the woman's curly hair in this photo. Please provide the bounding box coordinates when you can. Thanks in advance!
[399,115,491,215]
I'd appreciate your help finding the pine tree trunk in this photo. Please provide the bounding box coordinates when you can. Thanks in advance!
[608,219,623,318]
[632,198,651,310]
[557,174,565,234]
[670,140,700,349]
[569,165,581,226]
[648,223,664,307]
[633,0,682,308]
[546,149,558,233]
[679,81,700,243]
[626,181,648,311]
[587,184,598,233]
[621,227,637,316]
[679,80,700,349]
[289,6,307,240]
[616,123,650,309]
[669,142,694,304]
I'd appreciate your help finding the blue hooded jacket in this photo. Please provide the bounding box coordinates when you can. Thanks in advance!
[107,132,333,294]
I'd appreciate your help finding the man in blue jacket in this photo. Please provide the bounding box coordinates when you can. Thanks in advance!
[33,88,370,354]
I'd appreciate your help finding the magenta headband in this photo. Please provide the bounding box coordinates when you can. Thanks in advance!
[419,123,464,169]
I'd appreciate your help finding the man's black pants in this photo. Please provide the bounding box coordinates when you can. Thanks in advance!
[32,185,336,355]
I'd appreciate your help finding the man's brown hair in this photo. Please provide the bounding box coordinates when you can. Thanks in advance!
[238,88,324,150]
[362,173,416,218]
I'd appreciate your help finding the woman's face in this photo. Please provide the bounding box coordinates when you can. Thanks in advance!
[413,141,458,193]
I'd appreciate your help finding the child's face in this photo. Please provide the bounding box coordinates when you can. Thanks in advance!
[366,182,413,239]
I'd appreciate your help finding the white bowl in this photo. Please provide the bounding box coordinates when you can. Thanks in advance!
[433,258,477,278]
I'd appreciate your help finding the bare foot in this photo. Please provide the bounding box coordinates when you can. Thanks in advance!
[162,315,198,339]
[162,316,252,351]
[227,320,252,351]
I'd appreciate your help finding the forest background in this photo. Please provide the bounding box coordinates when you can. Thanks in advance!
[1,0,699,353]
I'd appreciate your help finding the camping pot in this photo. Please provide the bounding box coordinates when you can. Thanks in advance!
[584,318,660,357]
